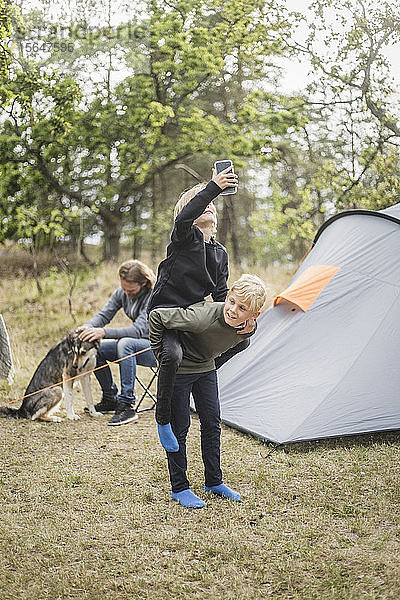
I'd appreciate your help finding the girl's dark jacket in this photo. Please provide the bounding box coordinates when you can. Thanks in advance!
[148,181,228,312]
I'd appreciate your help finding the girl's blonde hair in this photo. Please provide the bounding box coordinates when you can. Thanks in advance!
[230,274,268,313]
[173,182,217,233]
[118,260,155,291]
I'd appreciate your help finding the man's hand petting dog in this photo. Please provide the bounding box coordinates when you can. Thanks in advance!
[78,326,106,342]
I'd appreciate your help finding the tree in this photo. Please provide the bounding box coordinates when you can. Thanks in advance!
[293,0,400,212]
[0,0,11,73]
[0,0,300,264]
[300,0,400,137]
[0,0,17,102]
[249,0,400,263]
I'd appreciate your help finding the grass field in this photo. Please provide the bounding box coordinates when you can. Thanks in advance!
[0,260,399,600]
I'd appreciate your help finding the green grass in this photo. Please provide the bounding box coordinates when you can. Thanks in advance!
[0,262,399,599]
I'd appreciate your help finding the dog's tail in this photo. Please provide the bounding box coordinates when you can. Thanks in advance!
[0,404,22,418]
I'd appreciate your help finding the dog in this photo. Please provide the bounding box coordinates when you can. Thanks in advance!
[0,331,102,422]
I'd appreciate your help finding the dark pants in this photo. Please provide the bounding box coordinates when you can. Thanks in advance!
[156,330,183,424]
[155,330,250,424]
[167,370,222,493]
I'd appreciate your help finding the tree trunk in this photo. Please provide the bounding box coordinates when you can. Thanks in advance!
[102,215,122,262]
[218,196,241,266]
[151,172,161,263]
[131,200,140,259]
[80,239,95,265]
[218,199,229,247]
[230,225,241,266]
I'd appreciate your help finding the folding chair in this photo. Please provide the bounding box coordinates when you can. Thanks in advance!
[135,365,158,413]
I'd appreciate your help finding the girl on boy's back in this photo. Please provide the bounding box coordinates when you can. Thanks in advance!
[149,274,267,508]
[147,165,254,451]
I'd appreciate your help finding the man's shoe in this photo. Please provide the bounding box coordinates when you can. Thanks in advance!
[94,398,118,413]
[108,406,138,426]
[84,398,117,414]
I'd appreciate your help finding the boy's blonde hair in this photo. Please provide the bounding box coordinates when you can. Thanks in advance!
[230,274,268,313]
[174,182,217,233]
[118,260,155,291]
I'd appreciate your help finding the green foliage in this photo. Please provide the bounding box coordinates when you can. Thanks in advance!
[253,0,400,262]
[2,0,400,266]
[0,0,18,97]
[0,0,11,73]
[251,191,317,263]
[15,206,66,251]
[0,0,297,262]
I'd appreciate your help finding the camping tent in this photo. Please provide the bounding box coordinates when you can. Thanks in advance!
[0,315,14,383]
[218,204,400,444]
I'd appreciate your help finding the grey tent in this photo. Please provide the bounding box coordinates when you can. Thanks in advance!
[0,315,14,382]
[218,204,400,444]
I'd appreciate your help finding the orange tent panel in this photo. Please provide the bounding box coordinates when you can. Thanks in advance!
[274,265,340,312]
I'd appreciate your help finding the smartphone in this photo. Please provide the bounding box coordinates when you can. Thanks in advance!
[214,159,237,196]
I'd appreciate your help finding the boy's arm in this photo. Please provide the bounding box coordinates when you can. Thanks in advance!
[148,304,213,355]
[172,181,221,242]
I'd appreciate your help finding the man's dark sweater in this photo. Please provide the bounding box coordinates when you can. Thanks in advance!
[148,181,228,312]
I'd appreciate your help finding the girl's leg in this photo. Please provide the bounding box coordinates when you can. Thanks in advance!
[155,330,183,452]
[214,337,250,370]
[155,330,183,425]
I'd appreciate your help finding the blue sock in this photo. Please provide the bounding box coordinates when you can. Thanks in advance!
[171,489,205,509]
[204,483,241,502]
[157,423,179,452]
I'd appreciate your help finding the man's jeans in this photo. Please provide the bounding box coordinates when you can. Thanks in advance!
[94,337,156,407]
[167,370,222,493]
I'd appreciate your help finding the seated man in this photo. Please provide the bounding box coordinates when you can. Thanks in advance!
[79,260,157,426]
[149,273,267,508]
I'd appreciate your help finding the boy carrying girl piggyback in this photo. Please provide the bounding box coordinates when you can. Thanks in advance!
[147,165,251,453]
[147,164,267,508]
[149,273,267,508]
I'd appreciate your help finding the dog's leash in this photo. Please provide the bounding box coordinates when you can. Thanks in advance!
[0,285,294,410]
[0,346,153,408]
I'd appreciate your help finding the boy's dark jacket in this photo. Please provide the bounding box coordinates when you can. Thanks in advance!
[148,181,228,312]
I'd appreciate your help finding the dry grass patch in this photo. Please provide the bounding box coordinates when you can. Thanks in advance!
[0,262,400,599]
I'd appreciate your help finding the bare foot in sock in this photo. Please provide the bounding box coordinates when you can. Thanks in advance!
[157,423,179,452]
[204,483,240,501]
[171,489,205,508]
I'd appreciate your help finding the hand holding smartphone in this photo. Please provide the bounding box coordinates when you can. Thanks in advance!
[213,160,238,195]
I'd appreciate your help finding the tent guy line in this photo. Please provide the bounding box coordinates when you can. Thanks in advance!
[0,346,153,409]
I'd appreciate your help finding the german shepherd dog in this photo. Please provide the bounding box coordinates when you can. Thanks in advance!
[0,332,102,422]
